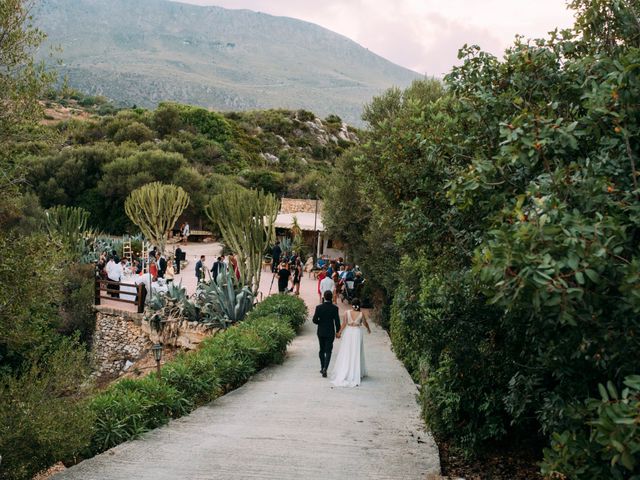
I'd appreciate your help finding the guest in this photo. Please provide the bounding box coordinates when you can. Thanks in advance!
[182,222,190,244]
[291,257,303,295]
[165,256,175,284]
[271,241,282,273]
[229,254,241,281]
[105,256,120,298]
[149,258,158,282]
[317,265,328,302]
[277,262,291,294]
[174,246,183,273]
[195,255,205,282]
[158,253,167,279]
[211,256,225,283]
[319,270,335,303]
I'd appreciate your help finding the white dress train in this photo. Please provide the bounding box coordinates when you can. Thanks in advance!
[331,310,367,387]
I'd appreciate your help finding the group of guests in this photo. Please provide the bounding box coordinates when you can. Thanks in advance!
[269,241,364,300]
[96,246,183,298]
[316,257,363,303]
[195,254,241,283]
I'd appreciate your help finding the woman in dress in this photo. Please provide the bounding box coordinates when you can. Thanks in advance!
[165,256,175,284]
[291,257,303,295]
[331,298,371,387]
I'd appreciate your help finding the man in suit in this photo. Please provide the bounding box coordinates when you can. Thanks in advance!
[312,290,341,377]
[158,254,167,279]
[174,247,182,273]
[271,241,281,273]
[195,255,205,282]
[211,256,225,283]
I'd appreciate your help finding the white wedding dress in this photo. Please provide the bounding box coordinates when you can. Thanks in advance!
[331,310,367,387]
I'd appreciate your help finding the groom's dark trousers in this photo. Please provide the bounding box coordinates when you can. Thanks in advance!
[312,300,341,371]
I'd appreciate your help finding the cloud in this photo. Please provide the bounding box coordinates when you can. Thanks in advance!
[176,0,575,75]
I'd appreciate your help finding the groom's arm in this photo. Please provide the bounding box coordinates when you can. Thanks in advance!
[312,306,320,324]
[333,308,340,333]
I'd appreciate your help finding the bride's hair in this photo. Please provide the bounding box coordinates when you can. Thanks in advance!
[351,298,361,311]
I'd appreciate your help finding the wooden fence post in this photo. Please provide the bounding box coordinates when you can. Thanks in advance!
[137,283,147,314]
[95,277,101,305]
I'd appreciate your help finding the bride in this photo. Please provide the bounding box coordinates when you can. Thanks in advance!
[331,298,371,387]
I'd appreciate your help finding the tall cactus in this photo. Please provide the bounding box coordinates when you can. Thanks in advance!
[205,189,278,295]
[124,182,190,255]
[44,205,91,258]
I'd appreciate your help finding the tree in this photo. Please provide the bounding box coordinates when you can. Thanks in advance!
[0,0,52,138]
[205,189,278,295]
[124,182,190,254]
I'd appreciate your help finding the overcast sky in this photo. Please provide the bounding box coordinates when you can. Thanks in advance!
[178,0,576,76]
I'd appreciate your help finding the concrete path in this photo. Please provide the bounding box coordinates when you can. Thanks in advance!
[57,252,440,480]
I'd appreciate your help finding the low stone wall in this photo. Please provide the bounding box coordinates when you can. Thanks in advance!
[92,306,219,380]
[93,306,149,379]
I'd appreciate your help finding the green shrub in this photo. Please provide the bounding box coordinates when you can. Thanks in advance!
[161,355,222,405]
[390,260,515,455]
[89,375,190,454]
[248,294,308,330]
[0,339,94,480]
[541,375,640,479]
[59,263,96,346]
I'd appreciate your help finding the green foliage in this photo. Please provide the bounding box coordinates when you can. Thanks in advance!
[89,375,190,453]
[44,205,91,258]
[58,263,97,346]
[124,182,190,254]
[0,0,53,138]
[90,295,298,456]
[0,337,94,480]
[247,293,308,331]
[542,375,640,479]
[197,269,255,326]
[323,1,640,472]
[21,104,355,234]
[205,189,278,295]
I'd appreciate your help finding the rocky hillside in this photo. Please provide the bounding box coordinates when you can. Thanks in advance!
[35,0,421,126]
[26,92,358,233]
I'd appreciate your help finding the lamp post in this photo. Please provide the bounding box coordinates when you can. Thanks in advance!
[152,343,163,378]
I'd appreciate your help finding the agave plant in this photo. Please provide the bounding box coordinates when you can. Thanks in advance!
[197,269,255,328]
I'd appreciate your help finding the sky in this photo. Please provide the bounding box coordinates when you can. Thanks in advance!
[178,0,576,76]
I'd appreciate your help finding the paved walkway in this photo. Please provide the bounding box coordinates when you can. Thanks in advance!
[57,250,440,479]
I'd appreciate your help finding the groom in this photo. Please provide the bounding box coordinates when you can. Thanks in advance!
[312,290,341,377]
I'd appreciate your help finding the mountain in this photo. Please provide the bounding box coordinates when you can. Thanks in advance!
[34,0,422,125]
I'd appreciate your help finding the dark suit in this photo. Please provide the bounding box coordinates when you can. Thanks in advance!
[158,256,167,278]
[195,260,204,281]
[211,261,224,283]
[312,301,341,371]
[175,248,182,273]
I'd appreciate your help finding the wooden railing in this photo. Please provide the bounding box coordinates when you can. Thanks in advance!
[95,278,147,313]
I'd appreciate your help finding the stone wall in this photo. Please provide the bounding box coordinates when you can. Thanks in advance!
[280,198,323,214]
[92,306,149,379]
[92,306,219,380]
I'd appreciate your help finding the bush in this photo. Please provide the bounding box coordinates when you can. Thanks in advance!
[0,338,94,480]
[248,294,308,330]
[89,375,191,453]
[58,263,96,346]
[541,375,640,479]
